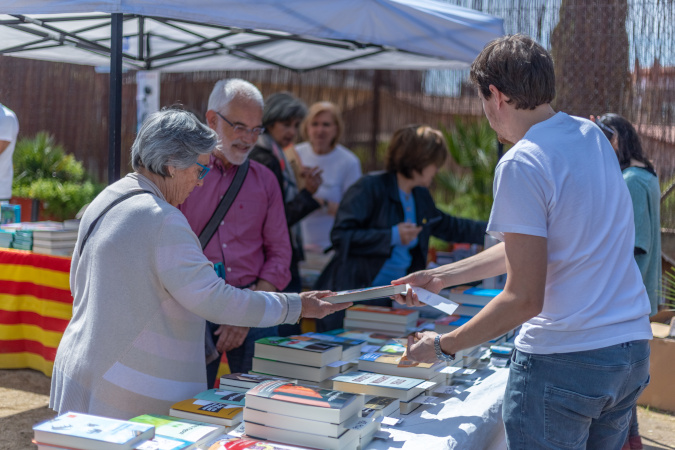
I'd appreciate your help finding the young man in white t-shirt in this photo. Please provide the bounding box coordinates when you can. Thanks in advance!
[393,34,652,449]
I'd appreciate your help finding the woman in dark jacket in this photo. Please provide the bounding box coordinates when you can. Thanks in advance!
[315,125,487,331]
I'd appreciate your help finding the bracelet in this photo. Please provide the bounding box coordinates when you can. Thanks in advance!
[434,334,455,362]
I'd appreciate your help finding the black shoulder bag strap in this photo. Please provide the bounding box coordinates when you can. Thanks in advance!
[198,159,250,250]
[79,189,153,256]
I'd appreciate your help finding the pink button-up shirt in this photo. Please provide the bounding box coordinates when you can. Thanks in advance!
[179,154,291,290]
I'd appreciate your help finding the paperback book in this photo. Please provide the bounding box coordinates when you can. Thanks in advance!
[193,389,246,407]
[325,284,408,304]
[297,332,365,362]
[254,336,342,367]
[243,422,359,450]
[245,380,364,424]
[32,411,154,450]
[219,373,293,393]
[331,371,431,401]
[206,437,310,450]
[129,415,224,450]
[243,408,350,438]
[345,305,419,326]
[447,286,501,307]
[251,357,340,382]
[360,396,400,419]
[169,399,243,426]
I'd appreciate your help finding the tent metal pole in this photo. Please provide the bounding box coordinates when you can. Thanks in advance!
[108,13,123,184]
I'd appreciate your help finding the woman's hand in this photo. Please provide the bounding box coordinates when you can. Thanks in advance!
[214,325,249,353]
[397,222,422,246]
[299,290,352,319]
[302,166,323,194]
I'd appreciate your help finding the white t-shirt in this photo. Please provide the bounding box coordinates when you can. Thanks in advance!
[488,112,652,354]
[0,104,19,200]
[296,142,362,251]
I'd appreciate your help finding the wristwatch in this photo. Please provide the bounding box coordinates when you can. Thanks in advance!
[434,334,455,362]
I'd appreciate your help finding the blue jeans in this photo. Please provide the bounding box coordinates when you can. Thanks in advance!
[206,322,278,388]
[503,340,650,450]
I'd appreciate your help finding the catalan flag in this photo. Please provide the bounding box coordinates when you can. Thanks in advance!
[0,249,73,376]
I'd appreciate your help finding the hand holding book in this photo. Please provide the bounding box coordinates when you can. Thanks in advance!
[299,290,352,319]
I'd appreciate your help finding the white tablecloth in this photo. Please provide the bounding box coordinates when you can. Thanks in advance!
[366,367,509,450]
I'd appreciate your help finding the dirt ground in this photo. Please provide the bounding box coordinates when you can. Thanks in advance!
[1,368,674,450]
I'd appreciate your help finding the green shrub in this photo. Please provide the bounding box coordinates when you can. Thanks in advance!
[12,132,102,220]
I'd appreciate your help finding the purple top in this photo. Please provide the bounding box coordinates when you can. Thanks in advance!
[179,154,292,290]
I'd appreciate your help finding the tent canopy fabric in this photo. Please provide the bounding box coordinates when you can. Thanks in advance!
[0,1,504,71]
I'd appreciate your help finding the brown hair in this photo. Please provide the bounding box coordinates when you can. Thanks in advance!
[301,101,344,148]
[470,34,555,110]
[385,125,448,179]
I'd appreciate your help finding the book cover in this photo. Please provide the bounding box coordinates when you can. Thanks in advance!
[243,407,348,438]
[32,412,154,450]
[135,436,194,450]
[169,399,243,424]
[251,357,340,382]
[295,333,364,361]
[345,305,419,326]
[207,437,310,450]
[247,381,355,410]
[243,422,359,450]
[193,389,246,407]
[254,336,342,367]
[129,415,224,446]
[336,331,397,346]
[324,284,408,304]
[361,396,400,418]
[219,373,289,389]
[332,371,424,391]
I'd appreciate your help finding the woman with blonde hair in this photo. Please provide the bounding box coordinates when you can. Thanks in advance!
[296,101,362,252]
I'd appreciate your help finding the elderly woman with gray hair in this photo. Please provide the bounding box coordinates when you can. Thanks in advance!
[49,108,349,420]
[250,92,323,295]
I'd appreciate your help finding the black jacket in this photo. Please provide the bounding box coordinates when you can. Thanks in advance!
[315,171,488,292]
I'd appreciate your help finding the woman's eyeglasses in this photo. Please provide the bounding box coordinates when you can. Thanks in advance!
[195,162,210,180]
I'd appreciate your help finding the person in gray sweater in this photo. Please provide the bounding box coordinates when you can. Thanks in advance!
[49,108,349,420]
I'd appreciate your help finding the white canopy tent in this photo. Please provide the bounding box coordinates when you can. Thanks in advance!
[0,0,504,182]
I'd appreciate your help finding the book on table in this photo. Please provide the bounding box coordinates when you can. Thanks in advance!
[358,346,446,379]
[243,407,351,439]
[31,238,77,249]
[252,357,341,382]
[360,395,400,419]
[193,389,246,407]
[244,421,359,450]
[324,284,409,304]
[453,304,483,317]
[129,414,225,450]
[345,305,419,326]
[219,373,294,393]
[446,285,501,307]
[254,336,343,367]
[32,411,154,450]
[169,399,243,427]
[342,317,413,334]
[336,330,400,346]
[244,380,364,424]
[296,332,365,361]
[134,435,196,450]
[31,229,79,240]
[434,315,471,334]
[30,245,76,256]
[331,371,433,401]
[206,437,311,449]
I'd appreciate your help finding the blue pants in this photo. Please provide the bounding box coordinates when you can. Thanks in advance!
[503,340,650,450]
[206,321,278,388]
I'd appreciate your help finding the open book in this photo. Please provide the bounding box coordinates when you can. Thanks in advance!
[324,284,409,304]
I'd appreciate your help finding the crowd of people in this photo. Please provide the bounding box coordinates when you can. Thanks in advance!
[44,32,660,450]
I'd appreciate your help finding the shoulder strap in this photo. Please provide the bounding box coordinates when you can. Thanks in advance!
[78,189,152,256]
[198,159,250,250]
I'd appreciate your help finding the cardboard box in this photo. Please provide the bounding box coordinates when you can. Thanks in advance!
[637,333,675,413]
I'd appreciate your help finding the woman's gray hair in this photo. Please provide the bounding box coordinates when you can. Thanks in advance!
[262,92,308,128]
[207,78,264,114]
[131,108,217,176]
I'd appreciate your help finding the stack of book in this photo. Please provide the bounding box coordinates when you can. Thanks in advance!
[343,305,419,334]
[244,380,365,450]
[169,388,245,429]
[332,371,437,416]
[32,411,155,449]
[445,286,501,317]
[219,372,294,393]
[31,228,78,256]
[11,229,33,250]
[357,341,446,382]
[207,436,310,449]
[0,229,13,248]
[129,414,225,449]
[298,332,365,362]
[251,336,346,386]
[360,395,400,419]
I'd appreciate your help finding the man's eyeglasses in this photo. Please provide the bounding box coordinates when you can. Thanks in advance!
[195,162,210,180]
[216,112,265,137]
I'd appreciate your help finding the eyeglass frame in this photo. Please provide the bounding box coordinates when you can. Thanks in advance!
[215,111,265,137]
[195,162,210,180]
[594,116,616,137]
